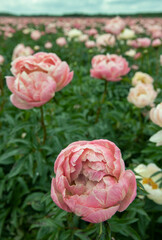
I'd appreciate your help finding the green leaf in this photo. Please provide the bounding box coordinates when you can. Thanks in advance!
[0,149,20,164]
[7,157,25,178]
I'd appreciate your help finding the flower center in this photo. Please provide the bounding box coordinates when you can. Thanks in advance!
[142,177,158,189]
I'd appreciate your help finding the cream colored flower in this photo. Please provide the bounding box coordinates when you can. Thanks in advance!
[150,103,162,127]
[78,34,89,42]
[134,163,162,205]
[127,83,158,108]
[132,72,153,86]
[67,29,82,40]
[150,130,162,146]
[125,49,136,57]
[118,28,135,40]
[96,34,115,48]
[34,45,40,51]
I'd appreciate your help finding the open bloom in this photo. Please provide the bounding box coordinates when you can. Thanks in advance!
[44,42,53,49]
[90,54,130,82]
[132,72,153,86]
[150,130,162,146]
[51,139,137,223]
[56,37,67,46]
[12,43,34,60]
[104,17,125,35]
[128,38,151,48]
[125,49,136,57]
[6,52,73,109]
[67,28,82,40]
[150,103,162,127]
[30,30,41,40]
[134,163,162,204]
[127,83,158,108]
[152,39,161,47]
[85,40,96,48]
[96,34,116,48]
[118,28,135,40]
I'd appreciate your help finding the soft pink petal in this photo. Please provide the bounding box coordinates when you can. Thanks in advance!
[6,76,16,93]
[51,178,71,212]
[10,94,33,109]
[82,205,120,223]
[118,170,137,212]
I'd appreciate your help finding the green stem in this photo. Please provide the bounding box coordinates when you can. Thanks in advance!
[0,68,3,96]
[99,222,103,236]
[40,106,46,144]
[106,221,111,240]
[95,81,108,123]
[97,221,111,240]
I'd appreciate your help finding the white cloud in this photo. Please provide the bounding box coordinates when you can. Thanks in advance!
[0,0,162,15]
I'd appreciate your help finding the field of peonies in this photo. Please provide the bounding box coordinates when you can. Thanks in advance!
[0,16,162,240]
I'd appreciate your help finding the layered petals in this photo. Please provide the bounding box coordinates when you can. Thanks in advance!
[51,139,137,223]
[6,52,73,109]
[90,54,130,82]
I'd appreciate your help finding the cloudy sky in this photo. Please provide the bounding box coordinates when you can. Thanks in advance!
[0,0,162,15]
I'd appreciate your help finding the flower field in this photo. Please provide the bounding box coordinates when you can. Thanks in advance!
[0,16,162,240]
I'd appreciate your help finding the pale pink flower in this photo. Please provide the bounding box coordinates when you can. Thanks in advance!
[85,40,96,48]
[90,54,130,82]
[96,34,115,48]
[149,103,162,127]
[128,38,151,48]
[78,34,89,42]
[6,52,73,109]
[152,30,162,39]
[134,52,141,59]
[51,139,137,223]
[30,30,41,40]
[85,28,98,36]
[44,42,53,49]
[131,65,139,70]
[0,55,4,65]
[104,17,125,35]
[152,39,161,47]
[56,37,67,46]
[12,44,34,60]
[127,83,158,108]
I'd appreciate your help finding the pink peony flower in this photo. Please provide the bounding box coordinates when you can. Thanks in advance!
[56,37,67,46]
[78,34,89,42]
[134,52,142,59]
[51,139,137,223]
[90,54,130,82]
[152,39,161,47]
[85,28,98,36]
[128,38,151,48]
[6,52,73,109]
[44,41,53,49]
[85,40,96,48]
[30,30,41,41]
[0,55,4,65]
[104,17,125,35]
[96,34,116,48]
[12,43,34,60]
